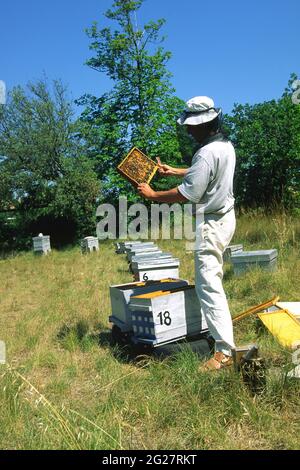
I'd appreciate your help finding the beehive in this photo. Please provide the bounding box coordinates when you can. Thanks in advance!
[130,252,172,263]
[129,253,174,274]
[109,278,189,332]
[124,241,155,253]
[223,244,243,262]
[127,246,160,262]
[115,240,142,254]
[130,250,163,261]
[32,234,51,255]
[129,285,208,346]
[81,236,99,253]
[231,249,278,276]
[131,257,180,281]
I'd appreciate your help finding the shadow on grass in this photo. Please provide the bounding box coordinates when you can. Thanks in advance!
[57,319,214,366]
[98,326,152,365]
[98,330,112,347]
[100,326,214,366]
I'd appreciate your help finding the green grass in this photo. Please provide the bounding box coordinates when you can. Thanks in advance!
[0,211,300,449]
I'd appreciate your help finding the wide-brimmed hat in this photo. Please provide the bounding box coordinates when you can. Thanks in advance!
[177,96,222,126]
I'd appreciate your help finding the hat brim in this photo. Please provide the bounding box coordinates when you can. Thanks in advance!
[177,108,221,126]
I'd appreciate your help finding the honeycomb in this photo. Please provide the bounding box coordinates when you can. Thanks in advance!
[117,147,158,186]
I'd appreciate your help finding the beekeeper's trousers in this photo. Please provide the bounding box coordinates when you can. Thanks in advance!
[194,209,236,356]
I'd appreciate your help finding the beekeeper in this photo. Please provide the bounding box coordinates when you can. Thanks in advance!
[138,96,236,371]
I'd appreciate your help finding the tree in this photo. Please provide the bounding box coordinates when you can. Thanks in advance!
[0,79,76,209]
[51,156,100,239]
[225,74,300,209]
[0,79,100,248]
[77,0,187,203]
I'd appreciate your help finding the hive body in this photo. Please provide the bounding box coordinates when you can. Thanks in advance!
[129,286,208,346]
[109,278,189,333]
[231,249,278,275]
[32,235,51,255]
[81,236,99,253]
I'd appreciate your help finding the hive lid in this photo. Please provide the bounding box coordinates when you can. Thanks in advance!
[131,258,180,269]
[231,249,278,262]
[131,250,163,258]
[226,244,243,252]
[126,244,156,252]
[132,255,178,264]
[32,235,50,241]
[129,247,159,254]
[131,252,172,262]
[125,241,153,246]
[110,278,185,290]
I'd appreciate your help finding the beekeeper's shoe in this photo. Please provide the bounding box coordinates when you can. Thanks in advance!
[199,352,233,372]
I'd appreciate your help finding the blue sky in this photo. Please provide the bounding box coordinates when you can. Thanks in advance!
[0,0,299,115]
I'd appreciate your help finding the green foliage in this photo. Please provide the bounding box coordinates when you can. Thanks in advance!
[0,80,73,204]
[51,157,100,238]
[77,0,188,202]
[225,74,300,208]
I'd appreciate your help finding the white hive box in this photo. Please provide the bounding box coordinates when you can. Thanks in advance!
[231,249,278,276]
[129,286,208,346]
[109,278,189,332]
[81,236,99,253]
[130,249,163,262]
[131,257,180,281]
[223,244,243,262]
[125,241,155,254]
[32,234,51,255]
[130,252,172,263]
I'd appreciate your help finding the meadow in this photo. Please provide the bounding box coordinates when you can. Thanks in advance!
[0,211,300,450]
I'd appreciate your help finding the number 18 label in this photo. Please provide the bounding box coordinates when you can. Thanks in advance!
[157,311,172,326]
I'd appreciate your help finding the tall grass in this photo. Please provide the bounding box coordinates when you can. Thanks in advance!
[0,212,300,449]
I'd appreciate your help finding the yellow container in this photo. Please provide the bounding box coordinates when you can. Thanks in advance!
[258,309,300,349]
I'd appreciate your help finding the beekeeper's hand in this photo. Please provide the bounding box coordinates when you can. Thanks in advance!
[156,157,177,176]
